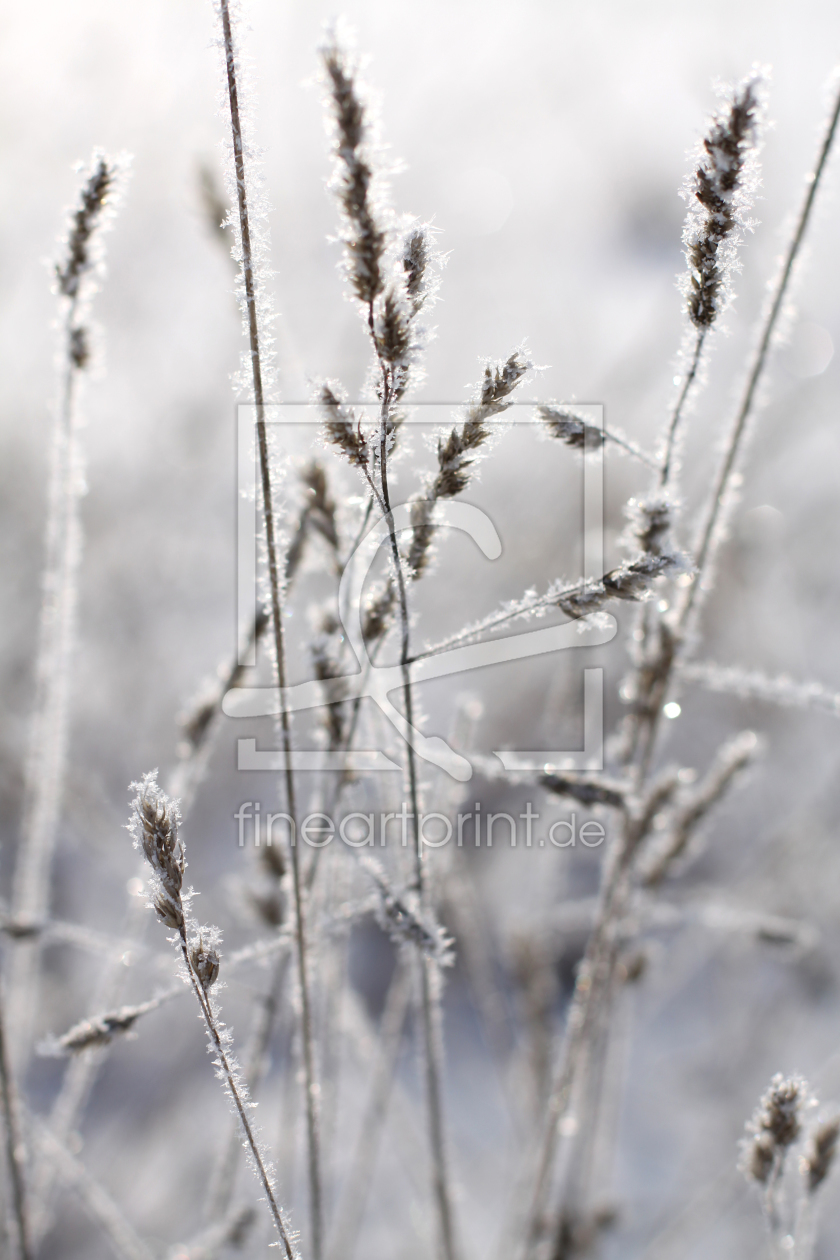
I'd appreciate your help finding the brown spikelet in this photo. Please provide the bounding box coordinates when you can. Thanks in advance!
[803,1118,840,1193]
[128,772,185,932]
[683,73,764,329]
[322,38,387,306]
[538,406,605,452]
[403,226,429,313]
[742,1074,807,1186]
[55,155,117,299]
[44,1001,160,1056]
[320,383,368,469]
[190,935,221,991]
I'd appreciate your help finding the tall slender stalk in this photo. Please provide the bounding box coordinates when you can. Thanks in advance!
[216,5,321,1254]
[680,74,840,631]
[179,938,295,1258]
[633,71,840,778]
[9,153,127,1061]
[0,980,29,1260]
[373,354,458,1260]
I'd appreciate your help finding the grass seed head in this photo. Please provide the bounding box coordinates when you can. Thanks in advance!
[128,772,185,932]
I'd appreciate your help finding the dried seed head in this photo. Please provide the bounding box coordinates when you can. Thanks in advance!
[681,70,766,329]
[55,152,123,300]
[362,583,396,643]
[128,772,185,932]
[627,495,672,556]
[405,498,435,581]
[41,1002,156,1056]
[190,934,221,991]
[602,553,676,600]
[748,1132,776,1184]
[479,352,531,409]
[802,1118,840,1193]
[742,1074,808,1184]
[374,286,412,368]
[439,351,531,488]
[152,889,184,931]
[320,383,369,469]
[538,406,605,452]
[403,226,430,313]
[539,773,627,810]
[321,35,387,306]
[554,580,612,619]
[758,1075,805,1146]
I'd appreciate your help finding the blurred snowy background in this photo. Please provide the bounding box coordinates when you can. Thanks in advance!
[2,1,840,1257]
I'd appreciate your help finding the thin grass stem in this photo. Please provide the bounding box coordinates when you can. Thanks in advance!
[205,951,288,1223]
[0,980,30,1260]
[179,934,295,1260]
[327,962,412,1260]
[371,319,458,1260]
[217,5,321,1253]
[660,329,706,486]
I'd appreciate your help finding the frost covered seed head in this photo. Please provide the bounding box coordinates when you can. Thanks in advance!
[400,350,531,583]
[128,772,185,932]
[403,226,430,313]
[538,406,605,452]
[55,152,125,301]
[748,1133,776,1184]
[374,287,412,370]
[759,1076,804,1147]
[433,351,531,500]
[602,553,676,600]
[803,1118,840,1193]
[190,934,221,991]
[43,1002,158,1056]
[322,35,387,307]
[742,1074,807,1185]
[682,70,765,329]
[320,384,368,469]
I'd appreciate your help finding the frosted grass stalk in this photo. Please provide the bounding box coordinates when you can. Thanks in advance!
[205,952,287,1222]
[9,153,128,1062]
[375,378,458,1260]
[321,38,459,1260]
[662,71,765,483]
[628,67,840,780]
[129,772,296,1258]
[680,69,840,630]
[215,4,321,1254]
[0,980,29,1260]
